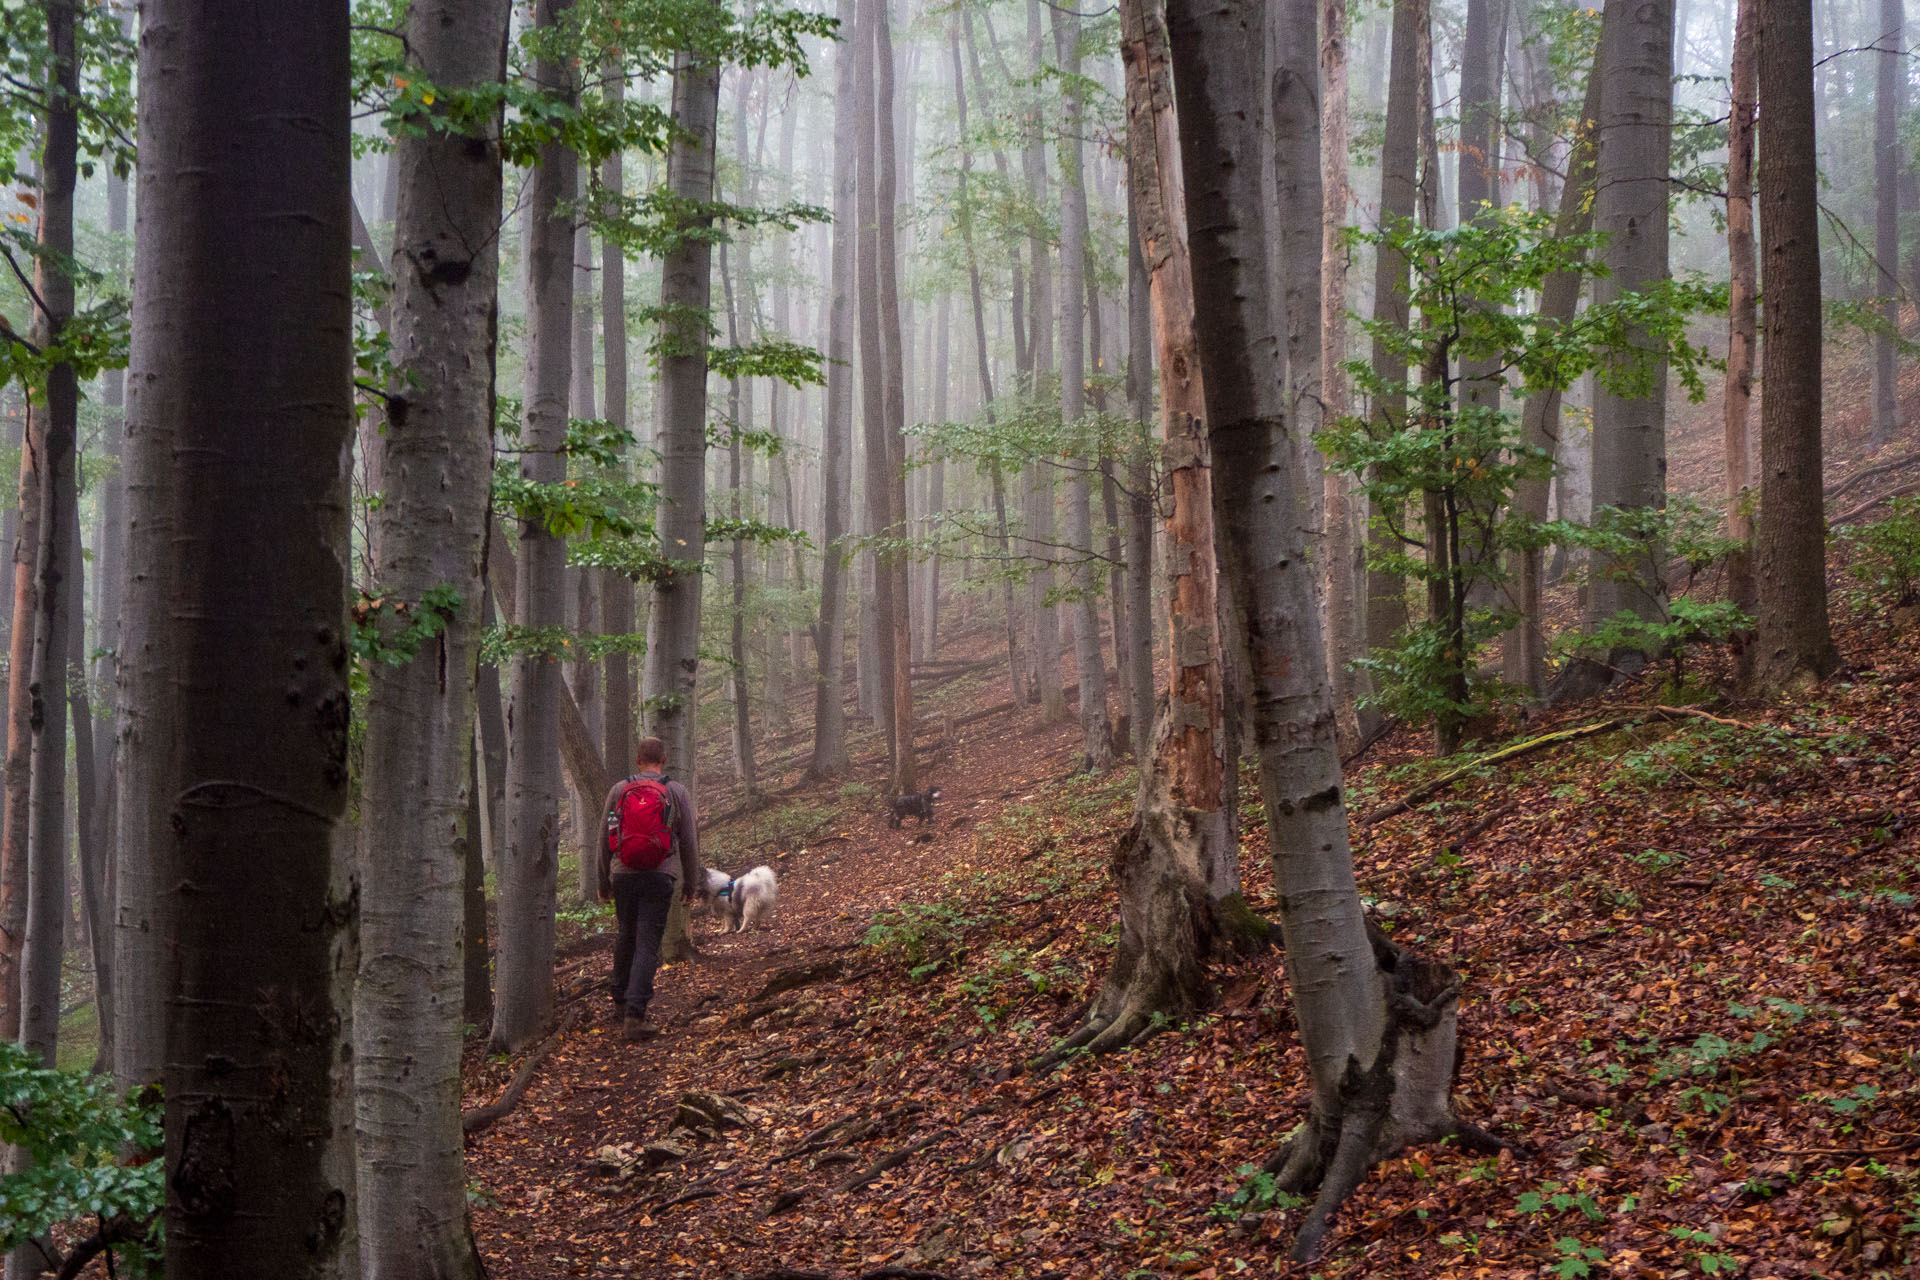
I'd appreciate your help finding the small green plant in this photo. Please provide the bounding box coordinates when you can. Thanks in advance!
[1211,1164,1307,1219]
[1667,1225,1736,1274]
[861,901,991,976]
[0,1043,162,1275]
[1552,1236,1606,1278]
[1516,1180,1606,1222]
[1836,494,1920,612]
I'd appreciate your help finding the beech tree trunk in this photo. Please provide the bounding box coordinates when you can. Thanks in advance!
[492,0,577,1055]
[642,36,719,788]
[855,0,898,768]
[1364,0,1422,656]
[1051,0,1237,1059]
[1123,204,1157,764]
[1168,0,1493,1258]
[1055,3,1113,772]
[1583,0,1673,665]
[353,0,508,1272]
[1873,0,1902,446]
[1506,30,1606,696]
[809,0,858,780]
[875,0,917,794]
[1320,0,1368,746]
[1724,0,1759,633]
[1755,0,1840,686]
[720,239,760,800]
[15,0,77,1099]
[134,1,359,1268]
[1024,0,1066,726]
[601,73,636,785]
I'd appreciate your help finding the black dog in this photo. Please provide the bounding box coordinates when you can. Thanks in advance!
[887,786,942,828]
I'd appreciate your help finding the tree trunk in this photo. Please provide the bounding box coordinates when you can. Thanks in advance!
[66,500,109,1077]
[922,293,948,660]
[1055,3,1113,772]
[642,33,719,792]
[1754,0,1840,686]
[0,362,42,1053]
[719,240,760,800]
[950,23,1025,707]
[1052,0,1237,1059]
[354,1,508,1271]
[1505,28,1606,696]
[8,2,77,1106]
[601,73,636,784]
[1724,0,1759,641]
[135,1,359,1267]
[1583,0,1673,663]
[1123,204,1157,764]
[1364,0,1422,657]
[874,0,917,795]
[809,0,858,780]
[1873,0,1903,446]
[1168,0,1492,1257]
[1320,0,1368,746]
[492,0,577,1056]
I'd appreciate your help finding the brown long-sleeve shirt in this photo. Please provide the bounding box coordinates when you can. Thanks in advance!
[601,770,701,887]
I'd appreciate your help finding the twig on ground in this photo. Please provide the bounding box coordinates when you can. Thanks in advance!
[462,1006,582,1136]
[836,1128,954,1194]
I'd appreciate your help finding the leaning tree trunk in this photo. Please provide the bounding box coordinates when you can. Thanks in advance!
[1047,0,1238,1062]
[354,0,508,1272]
[492,0,577,1056]
[1168,0,1497,1260]
[808,0,857,781]
[134,1,360,1268]
[1754,0,1839,687]
[1054,2,1113,772]
[1873,0,1903,447]
[1504,28,1606,696]
[642,36,719,792]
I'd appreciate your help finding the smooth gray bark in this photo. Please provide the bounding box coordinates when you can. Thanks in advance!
[1873,0,1902,446]
[354,1,509,1271]
[492,0,577,1055]
[600,73,635,789]
[135,0,359,1267]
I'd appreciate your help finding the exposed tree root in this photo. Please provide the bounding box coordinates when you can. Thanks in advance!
[835,1127,952,1194]
[1256,924,1502,1263]
[463,1006,581,1136]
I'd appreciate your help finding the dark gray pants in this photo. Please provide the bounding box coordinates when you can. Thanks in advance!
[610,869,675,1018]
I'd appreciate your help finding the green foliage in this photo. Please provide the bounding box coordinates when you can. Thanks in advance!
[1550,1236,1606,1278]
[1322,209,1720,748]
[0,1043,161,1272]
[1546,498,1752,680]
[1667,1226,1737,1274]
[1836,495,1920,611]
[862,902,994,979]
[1210,1164,1307,1219]
[351,585,464,669]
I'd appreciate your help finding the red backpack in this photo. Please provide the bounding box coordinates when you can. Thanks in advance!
[606,775,675,870]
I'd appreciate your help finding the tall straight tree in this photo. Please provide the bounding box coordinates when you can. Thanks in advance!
[18,0,79,1088]
[1122,202,1156,763]
[354,0,510,1272]
[1364,0,1422,660]
[808,0,857,779]
[1754,0,1839,685]
[1724,0,1758,628]
[1052,0,1235,1056]
[642,35,721,786]
[1579,0,1673,678]
[1023,0,1067,727]
[492,0,577,1055]
[1053,2,1112,771]
[131,0,359,1268]
[1167,0,1495,1258]
[601,72,636,784]
[873,0,917,794]
[1873,0,1903,446]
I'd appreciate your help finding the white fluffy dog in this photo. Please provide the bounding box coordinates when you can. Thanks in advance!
[697,865,778,933]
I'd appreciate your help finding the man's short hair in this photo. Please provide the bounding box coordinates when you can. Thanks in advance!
[636,737,668,766]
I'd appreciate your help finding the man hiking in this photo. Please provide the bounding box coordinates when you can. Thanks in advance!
[599,736,702,1042]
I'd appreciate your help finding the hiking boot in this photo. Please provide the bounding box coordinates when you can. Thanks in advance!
[623,1014,658,1043]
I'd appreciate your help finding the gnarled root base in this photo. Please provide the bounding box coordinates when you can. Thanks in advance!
[1261,924,1502,1262]
[1033,807,1220,1070]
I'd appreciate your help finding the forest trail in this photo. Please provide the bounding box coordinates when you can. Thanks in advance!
[464,603,1920,1280]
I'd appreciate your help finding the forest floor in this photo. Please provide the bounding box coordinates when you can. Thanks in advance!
[463,557,1920,1278]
